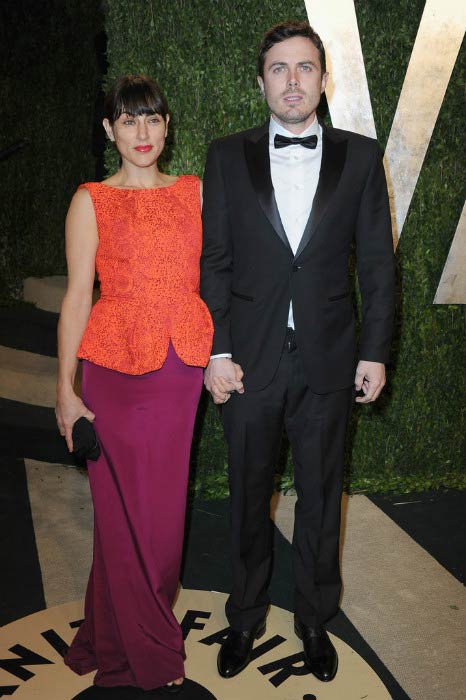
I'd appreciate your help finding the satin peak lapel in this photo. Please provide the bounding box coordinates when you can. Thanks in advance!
[244,130,292,254]
[295,130,347,259]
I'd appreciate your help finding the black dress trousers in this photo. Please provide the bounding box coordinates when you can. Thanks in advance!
[221,329,353,630]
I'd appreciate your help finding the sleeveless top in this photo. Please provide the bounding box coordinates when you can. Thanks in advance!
[77,175,213,374]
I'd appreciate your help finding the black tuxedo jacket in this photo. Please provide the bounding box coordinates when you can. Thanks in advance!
[200,122,395,393]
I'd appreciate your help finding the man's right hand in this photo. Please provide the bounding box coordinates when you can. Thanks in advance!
[204,358,244,404]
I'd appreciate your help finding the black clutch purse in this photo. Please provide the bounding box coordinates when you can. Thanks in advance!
[72,417,101,461]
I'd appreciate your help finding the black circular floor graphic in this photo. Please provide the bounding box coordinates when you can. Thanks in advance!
[72,678,217,699]
[0,591,391,700]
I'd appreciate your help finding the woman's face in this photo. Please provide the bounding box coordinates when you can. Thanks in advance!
[103,111,169,168]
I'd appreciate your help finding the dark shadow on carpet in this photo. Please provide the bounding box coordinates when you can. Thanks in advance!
[0,303,58,356]
[369,490,466,584]
[0,456,45,625]
[0,397,80,465]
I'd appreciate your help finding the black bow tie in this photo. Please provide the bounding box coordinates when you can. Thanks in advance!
[274,133,318,149]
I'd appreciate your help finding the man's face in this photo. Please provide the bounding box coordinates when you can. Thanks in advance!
[257,36,328,134]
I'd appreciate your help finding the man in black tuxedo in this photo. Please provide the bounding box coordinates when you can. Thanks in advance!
[200,20,395,683]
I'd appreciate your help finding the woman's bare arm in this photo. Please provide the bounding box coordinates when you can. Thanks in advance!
[56,187,98,451]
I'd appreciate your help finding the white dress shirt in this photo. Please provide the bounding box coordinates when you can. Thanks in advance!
[269,115,322,328]
[211,115,322,358]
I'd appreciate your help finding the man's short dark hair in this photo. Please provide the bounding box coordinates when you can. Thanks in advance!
[258,20,326,77]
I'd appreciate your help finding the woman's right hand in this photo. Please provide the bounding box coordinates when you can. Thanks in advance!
[56,389,95,453]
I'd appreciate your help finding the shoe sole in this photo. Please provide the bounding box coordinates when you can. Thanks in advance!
[159,684,184,695]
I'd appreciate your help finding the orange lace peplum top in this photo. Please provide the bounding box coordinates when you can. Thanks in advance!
[77,175,213,374]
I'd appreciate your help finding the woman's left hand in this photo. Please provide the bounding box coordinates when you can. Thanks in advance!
[56,388,95,452]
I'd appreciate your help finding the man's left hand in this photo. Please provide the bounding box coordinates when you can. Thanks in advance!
[354,361,386,403]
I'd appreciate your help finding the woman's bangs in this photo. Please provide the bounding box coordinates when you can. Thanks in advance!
[114,83,161,120]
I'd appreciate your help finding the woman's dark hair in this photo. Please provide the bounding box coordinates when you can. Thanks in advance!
[258,21,326,77]
[104,75,169,125]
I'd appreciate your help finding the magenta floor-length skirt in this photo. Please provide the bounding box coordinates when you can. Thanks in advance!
[64,344,203,690]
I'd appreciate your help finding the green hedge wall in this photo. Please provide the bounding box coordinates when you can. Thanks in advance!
[0,0,103,301]
[85,1,466,494]
[351,2,466,492]
[105,0,465,496]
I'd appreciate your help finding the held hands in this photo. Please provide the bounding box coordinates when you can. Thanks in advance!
[204,358,245,404]
[354,360,386,403]
[56,389,95,452]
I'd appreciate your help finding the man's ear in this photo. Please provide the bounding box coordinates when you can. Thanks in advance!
[321,71,329,94]
[103,118,115,142]
[257,75,265,97]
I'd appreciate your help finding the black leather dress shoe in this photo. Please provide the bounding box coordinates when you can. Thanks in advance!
[294,617,338,682]
[217,619,266,678]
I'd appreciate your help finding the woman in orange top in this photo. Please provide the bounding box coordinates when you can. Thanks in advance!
[56,75,213,695]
